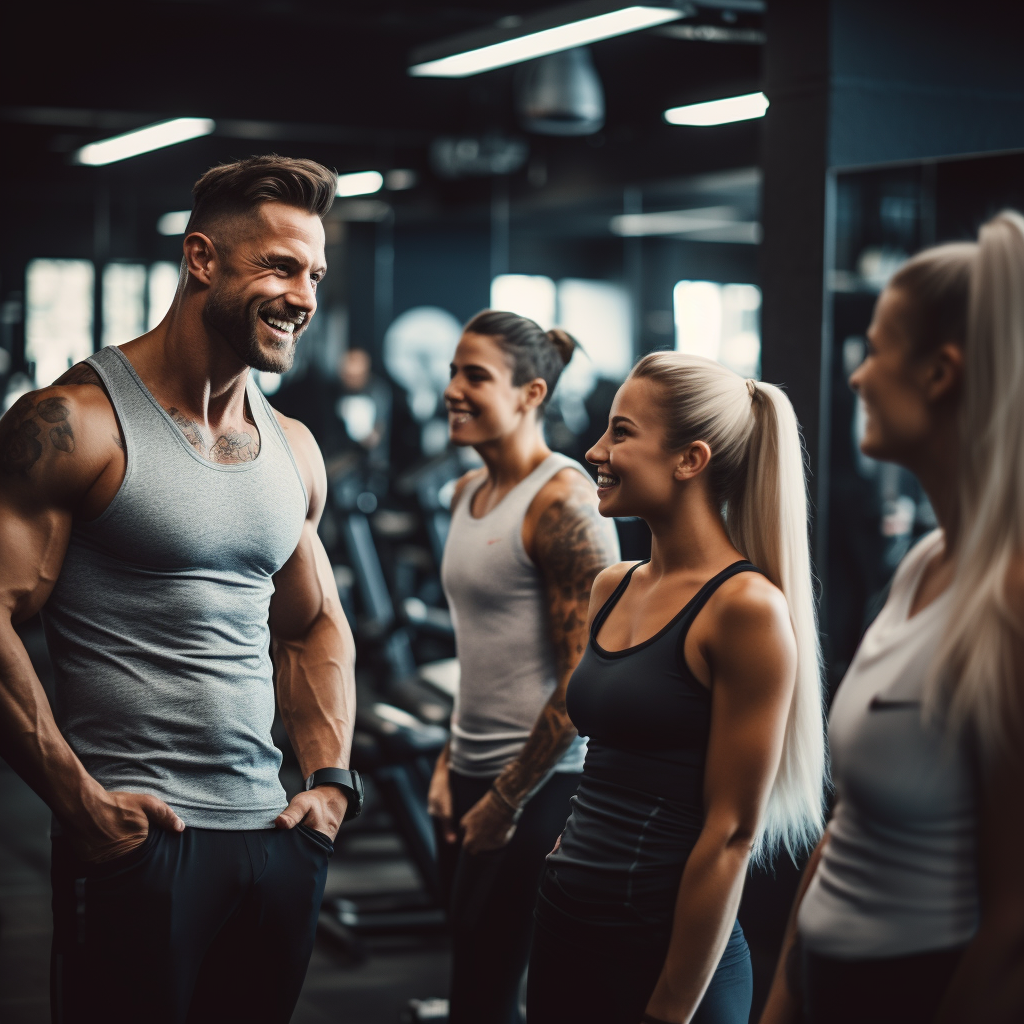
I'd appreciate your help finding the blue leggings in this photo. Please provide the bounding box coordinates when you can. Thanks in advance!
[526,873,752,1024]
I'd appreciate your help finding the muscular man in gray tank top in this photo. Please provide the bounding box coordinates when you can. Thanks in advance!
[0,157,357,1024]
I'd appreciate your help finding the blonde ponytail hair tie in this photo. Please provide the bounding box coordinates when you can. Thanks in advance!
[745,378,758,399]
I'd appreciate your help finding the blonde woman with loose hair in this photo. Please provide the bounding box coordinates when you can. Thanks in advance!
[761,212,1024,1024]
[526,352,825,1024]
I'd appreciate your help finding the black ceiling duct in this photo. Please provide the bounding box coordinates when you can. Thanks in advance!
[516,47,605,136]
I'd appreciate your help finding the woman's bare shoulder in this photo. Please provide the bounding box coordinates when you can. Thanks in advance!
[589,561,641,610]
[710,570,791,633]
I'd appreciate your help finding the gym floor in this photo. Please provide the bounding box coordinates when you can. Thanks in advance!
[0,622,453,1024]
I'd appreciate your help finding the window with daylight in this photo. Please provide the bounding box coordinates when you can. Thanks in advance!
[673,281,761,379]
[490,274,633,400]
[147,261,180,330]
[102,263,147,347]
[490,274,557,330]
[556,278,632,399]
[25,259,94,388]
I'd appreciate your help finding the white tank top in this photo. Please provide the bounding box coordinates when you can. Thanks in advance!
[441,452,618,777]
[798,529,979,959]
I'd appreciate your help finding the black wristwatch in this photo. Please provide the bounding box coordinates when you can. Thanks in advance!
[305,768,364,822]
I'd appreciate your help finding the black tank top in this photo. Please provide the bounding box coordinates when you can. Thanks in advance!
[542,558,762,938]
[565,558,760,801]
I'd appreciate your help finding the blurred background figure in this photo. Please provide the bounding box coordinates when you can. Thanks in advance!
[276,345,392,482]
[336,347,392,470]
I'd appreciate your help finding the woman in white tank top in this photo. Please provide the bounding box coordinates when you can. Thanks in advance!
[427,310,619,1024]
[760,213,1024,1024]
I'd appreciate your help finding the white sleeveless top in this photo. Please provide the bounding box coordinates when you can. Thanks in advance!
[441,453,618,777]
[799,529,979,959]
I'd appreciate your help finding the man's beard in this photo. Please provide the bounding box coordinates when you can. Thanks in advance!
[202,287,302,374]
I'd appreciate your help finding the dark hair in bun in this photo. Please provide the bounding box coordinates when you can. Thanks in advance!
[464,309,578,410]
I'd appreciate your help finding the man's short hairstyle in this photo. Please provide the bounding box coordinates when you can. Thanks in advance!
[186,155,337,237]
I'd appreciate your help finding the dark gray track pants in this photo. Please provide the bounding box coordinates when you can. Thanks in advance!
[50,824,331,1024]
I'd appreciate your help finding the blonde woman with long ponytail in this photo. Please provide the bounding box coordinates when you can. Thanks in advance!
[526,353,826,1024]
[761,213,1024,1024]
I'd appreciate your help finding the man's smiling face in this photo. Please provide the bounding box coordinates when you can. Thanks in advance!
[200,202,327,373]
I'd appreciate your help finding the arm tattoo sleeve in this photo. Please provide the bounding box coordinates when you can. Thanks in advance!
[495,485,618,806]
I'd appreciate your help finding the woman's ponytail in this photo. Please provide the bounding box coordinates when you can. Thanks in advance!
[729,381,827,861]
[631,353,827,862]
[928,211,1024,756]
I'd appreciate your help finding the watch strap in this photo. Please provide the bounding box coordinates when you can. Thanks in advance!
[305,768,363,822]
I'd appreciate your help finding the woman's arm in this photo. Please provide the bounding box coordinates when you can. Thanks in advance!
[644,575,798,1023]
[459,472,621,853]
[758,831,830,1024]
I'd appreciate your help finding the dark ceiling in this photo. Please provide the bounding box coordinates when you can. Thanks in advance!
[3,1,765,258]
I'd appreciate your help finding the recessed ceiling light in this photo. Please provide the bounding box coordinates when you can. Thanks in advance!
[384,169,418,191]
[409,4,684,78]
[664,92,768,126]
[157,210,191,236]
[75,118,215,166]
[336,171,384,197]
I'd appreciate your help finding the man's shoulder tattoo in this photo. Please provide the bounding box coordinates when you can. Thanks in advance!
[0,391,76,476]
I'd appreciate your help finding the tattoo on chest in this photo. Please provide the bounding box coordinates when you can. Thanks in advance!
[165,407,260,464]
[0,393,75,476]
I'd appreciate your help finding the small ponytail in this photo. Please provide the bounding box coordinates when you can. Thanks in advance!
[631,352,826,862]
[546,327,578,367]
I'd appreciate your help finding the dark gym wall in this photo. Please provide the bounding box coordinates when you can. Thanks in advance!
[760,0,1024,552]
[748,3,1024,1016]
[393,225,491,325]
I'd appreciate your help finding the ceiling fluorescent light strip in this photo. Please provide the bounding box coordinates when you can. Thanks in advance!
[75,117,215,166]
[664,92,768,126]
[611,206,741,236]
[410,5,683,78]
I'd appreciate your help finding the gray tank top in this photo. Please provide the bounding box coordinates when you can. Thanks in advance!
[40,345,308,830]
[441,452,618,777]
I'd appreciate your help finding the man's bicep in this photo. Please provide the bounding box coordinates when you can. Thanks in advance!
[0,393,85,621]
[269,520,325,639]
[269,520,347,643]
[0,494,72,622]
